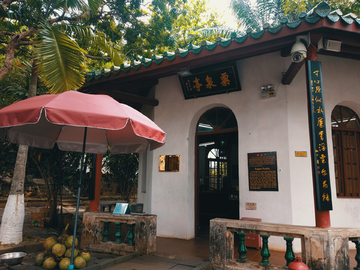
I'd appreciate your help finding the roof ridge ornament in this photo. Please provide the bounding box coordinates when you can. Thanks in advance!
[327,9,342,23]
[163,51,176,61]
[330,9,343,16]
[151,54,164,64]
[216,37,232,48]
[188,44,203,54]
[201,40,217,50]
[307,1,331,18]
[343,13,358,19]
[175,48,189,58]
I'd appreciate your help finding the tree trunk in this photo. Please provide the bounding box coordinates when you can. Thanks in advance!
[0,61,38,244]
[0,145,28,244]
[28,62,38,98]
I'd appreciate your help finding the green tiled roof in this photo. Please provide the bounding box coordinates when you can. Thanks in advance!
[85,1,360,83]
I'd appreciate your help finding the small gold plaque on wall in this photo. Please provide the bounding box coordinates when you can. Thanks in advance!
[159,155,180,172]
[295,151,307,157]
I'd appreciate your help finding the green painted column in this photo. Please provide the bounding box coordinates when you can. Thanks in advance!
[102,221,110,242]
[352,240,360,270]
[115,222,123,244]
[127,224,135,246]
[237,232,247,263]
[284,237,295,267]
[259,235,271,266]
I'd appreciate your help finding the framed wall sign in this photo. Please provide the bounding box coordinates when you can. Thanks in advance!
[248,152,278,191]
[159,155,180,172]
[178,62,241,99]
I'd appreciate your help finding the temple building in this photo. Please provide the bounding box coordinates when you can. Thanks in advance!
[81,2,360,250]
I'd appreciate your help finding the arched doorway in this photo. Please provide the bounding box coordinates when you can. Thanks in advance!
[195,107,239,236]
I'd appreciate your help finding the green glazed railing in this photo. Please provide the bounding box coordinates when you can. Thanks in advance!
[237,232,247,263]
[284,237,295,267]
[236,233,297,268]
[352,240,360,270]
[102,221,110,242]
[259,235,271,266]
[101,221,135,246]
[114,222,122,244]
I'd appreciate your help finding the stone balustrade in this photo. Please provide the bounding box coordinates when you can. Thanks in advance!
[80,212,156,255]
[210,218,360,270]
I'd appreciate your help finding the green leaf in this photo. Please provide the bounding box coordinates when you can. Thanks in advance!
[34,21,86,93]
[61,25,123,66]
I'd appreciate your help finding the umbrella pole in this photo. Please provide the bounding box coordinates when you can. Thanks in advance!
[69,127,87,270]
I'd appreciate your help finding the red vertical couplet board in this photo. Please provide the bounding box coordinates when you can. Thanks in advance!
[307,61,333,211]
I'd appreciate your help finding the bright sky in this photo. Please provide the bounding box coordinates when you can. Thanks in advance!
[206,0,238,30]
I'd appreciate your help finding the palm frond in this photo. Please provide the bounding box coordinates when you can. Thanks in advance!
[195,27,234,40]
[88,0,104,12]
[231,0,260,31]
[0,5,23,22]
[61,24,123,66]
[34,22,86,93]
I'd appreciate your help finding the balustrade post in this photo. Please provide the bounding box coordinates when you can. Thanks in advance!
[127,224,135,246]
[284,237,295,267]
[259,235,271,266]
[352,240,360,270]
[237,232,248,263]
[102,221,110,242]
[115,222,122,244]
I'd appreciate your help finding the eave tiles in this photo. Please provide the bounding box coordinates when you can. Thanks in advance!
[85,1,360,83]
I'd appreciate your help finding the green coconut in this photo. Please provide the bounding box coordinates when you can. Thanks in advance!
[43,257,57,269]
[65,248,78,258]
[35,252,45,266]
[74,256,86,269]
[59,257,71,270]
[65,235,78,248]
[52,243,66,257]
[58,233,69,244]
[80,251,91,263]
[43,237,57,251]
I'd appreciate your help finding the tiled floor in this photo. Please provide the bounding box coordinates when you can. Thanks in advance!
[156,236,357,268]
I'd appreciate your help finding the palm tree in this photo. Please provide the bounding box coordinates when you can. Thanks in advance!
[230,0,283,32]
[0,0,122,244]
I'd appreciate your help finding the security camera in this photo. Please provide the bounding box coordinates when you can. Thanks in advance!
[290,37,308,63]
[291,51,307,63]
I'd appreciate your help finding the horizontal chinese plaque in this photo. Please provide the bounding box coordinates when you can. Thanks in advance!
[248,152,278,191]
[178,63,241,99]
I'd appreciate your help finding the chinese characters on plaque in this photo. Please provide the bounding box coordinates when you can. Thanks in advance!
[248,152,278,191]
[178,63,241,99]
[307,61,333,211]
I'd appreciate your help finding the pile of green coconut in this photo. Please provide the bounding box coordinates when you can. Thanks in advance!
[36,235,90,269]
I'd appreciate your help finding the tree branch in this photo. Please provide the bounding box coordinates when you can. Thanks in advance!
[0,31,15,37]
[19,41,34,45]
[0,27,36,81]
[48,10,90,24]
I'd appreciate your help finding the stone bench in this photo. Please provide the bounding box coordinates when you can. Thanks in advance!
[80,212,156,255]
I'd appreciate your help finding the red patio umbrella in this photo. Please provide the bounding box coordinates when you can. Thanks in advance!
[0,90,166,269]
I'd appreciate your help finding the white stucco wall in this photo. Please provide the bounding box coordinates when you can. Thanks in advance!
[137,51,360,249]
[283,54,360,229]
[320,55,360,228]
